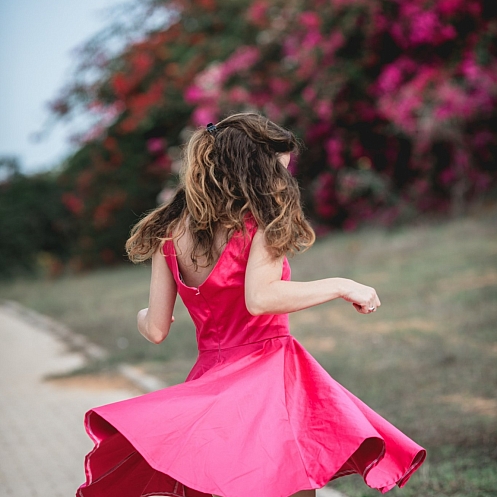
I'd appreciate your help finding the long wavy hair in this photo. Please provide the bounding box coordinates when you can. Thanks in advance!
[126,113,315,267]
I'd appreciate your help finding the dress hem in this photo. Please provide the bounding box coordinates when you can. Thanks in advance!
[79,407,424,497]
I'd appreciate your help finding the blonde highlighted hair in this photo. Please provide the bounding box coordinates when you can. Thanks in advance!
[126,113,315,267]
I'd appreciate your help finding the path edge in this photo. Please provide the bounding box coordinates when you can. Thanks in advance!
[0,299,167,393]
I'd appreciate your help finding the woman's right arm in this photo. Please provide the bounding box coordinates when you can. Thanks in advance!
[245,230,381,316]
[137,246,177,344]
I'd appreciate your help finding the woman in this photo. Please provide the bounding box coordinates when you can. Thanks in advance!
[77,113,425,497]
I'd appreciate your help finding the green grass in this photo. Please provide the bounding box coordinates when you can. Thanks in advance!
[0,261,198,365]
[1,205,496,496]
[332,445,497,497]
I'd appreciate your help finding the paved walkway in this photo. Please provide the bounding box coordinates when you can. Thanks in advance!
[0,303,344,497]
[0,305,136,497]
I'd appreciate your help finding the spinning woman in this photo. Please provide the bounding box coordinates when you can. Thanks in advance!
[78,113,425,497]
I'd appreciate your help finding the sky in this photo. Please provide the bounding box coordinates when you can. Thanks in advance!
[0,0,125,174]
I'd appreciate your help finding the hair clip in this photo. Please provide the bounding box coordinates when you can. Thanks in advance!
[206,122,218,135]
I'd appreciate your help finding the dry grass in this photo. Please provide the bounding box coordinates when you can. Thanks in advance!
[1,204,497,496]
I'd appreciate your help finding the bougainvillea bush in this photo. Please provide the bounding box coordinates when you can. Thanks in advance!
[49,0,497,267]
[187,0,497,229]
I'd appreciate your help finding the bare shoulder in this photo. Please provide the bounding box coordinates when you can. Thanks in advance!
[247,229,284,272]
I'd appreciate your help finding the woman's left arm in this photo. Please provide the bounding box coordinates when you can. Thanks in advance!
[137,246,177,344]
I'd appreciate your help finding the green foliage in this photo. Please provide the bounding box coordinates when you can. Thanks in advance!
[0,158,71,278]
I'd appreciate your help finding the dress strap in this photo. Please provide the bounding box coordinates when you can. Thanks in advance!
[161,237,176,276]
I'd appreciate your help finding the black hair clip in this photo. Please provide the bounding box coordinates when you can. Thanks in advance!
[206,122,218,135]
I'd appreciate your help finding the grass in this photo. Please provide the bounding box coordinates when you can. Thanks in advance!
[1,204,496,496]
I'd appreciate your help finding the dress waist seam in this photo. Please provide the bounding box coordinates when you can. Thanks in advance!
[198,334,291,352]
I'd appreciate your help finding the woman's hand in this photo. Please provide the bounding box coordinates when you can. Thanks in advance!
[340,279,381,314]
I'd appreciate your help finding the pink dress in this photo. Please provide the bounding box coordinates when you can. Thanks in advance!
[78,219,425,497]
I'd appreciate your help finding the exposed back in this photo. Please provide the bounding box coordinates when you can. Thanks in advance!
[162,218,291,352]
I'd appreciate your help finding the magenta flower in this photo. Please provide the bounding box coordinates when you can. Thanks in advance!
[438,0,465,17]
[325,137,344,169]
[303,30,323,49]
[146,138,165,154]
[377,64,403,94]
[410,11,440,45]
[299,12,321,30]
[247,1,268,25]
[184,85,204,104]
[191,106,219,126]
[302,86,317,103]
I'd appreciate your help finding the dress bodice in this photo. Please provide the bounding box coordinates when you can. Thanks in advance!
[162,221,291,351]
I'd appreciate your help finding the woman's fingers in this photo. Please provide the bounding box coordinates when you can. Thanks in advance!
[353,299,381,314]
[343,280,381,314]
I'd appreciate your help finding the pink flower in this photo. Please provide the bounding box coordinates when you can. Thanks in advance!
[191,106,218,126]
[184,85,204,104]
[440,24,457,41]
[438,0,465,17]
[196,64,224,93]
[439,168,455,185]
[460,56,480,82]
[283,37,299,59]
[410,12,439,45]
[251,91,272,107]
[247,1,268,25]
[316,100,333,121]
[325,137,344,169]
[146,138,165,154]
[154,155,171,171]
[466,1,482,16]
[269,78,290,95]
[299,12,321,30]
[303,30,322,49]
[323,31,345,60]
[314,173,337,219]
[302,86,316,103]
[434,82,468,120]
[390,22,406,48]
[373,11,388,31]
[222,47,260,75]
[306,122,332,143]
[377,64,403,93]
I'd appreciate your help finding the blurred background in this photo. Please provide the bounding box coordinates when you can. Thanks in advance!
[1,1,496,496]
